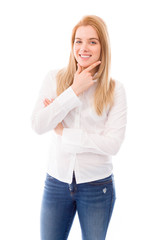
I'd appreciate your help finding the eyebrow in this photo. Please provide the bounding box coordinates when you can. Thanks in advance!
[75,37,99,41]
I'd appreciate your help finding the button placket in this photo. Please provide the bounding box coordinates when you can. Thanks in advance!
[73,94,83,176]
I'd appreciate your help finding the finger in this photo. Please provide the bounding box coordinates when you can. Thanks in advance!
[45,98,51,104]
[77,63,82,74]
[43,99,49,105]
[46,98,54,103]
[44,101,48,107]
[44,98,51,107]
[84,61,101,73]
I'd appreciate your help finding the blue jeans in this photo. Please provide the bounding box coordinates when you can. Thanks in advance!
[40,172,116,240]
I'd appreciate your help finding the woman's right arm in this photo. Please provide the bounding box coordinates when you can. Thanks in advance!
[31,70,82,135]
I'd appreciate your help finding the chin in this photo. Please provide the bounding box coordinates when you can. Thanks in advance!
[78,60,94,68]
[80,63,90,68]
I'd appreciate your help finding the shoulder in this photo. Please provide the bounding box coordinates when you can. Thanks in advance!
[42,69,59,87]
[114,79,125,91]
[38,69,60,96]
[114,79,126,95]
[45,69,59,81]
[113,79,127,104]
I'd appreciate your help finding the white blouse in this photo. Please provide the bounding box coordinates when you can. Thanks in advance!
[31,69,127,184]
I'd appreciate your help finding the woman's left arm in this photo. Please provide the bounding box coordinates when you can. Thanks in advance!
[61,82,127,156]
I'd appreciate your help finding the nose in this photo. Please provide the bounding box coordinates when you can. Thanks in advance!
[80,42,89,52]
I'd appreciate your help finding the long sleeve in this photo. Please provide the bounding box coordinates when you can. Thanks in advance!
[31,70,82,135]
[62,82,127,156]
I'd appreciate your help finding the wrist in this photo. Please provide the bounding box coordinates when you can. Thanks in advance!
[71,84,80,96]
[61,127,63,136]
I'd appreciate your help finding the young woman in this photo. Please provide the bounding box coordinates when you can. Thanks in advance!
[31,15,127,240]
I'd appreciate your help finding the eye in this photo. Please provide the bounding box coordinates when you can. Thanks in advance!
[75,40,82,44]
[90,41,97,45]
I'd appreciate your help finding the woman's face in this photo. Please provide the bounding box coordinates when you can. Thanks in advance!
[73,25,101,70]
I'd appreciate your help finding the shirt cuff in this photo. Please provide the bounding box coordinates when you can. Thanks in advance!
[56,86,82,110]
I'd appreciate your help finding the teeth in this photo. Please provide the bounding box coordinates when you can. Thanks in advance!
[80,55,90,58]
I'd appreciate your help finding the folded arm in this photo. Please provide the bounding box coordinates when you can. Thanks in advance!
[31,71,81,135]
[62,82,127,156]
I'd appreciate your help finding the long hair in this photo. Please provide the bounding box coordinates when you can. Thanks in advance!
[56,15,115,115]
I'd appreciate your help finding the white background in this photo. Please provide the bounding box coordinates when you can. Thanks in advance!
[0,0,160,239]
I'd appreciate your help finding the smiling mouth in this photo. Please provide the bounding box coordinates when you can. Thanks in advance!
[79,54,92,59]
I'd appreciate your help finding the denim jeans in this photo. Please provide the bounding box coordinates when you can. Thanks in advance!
[40,172,116,240]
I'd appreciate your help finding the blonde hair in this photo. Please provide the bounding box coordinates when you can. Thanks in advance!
[56,15,115,115]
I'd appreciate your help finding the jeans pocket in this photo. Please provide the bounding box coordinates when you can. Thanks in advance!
[87,175,113,186]
[45,174,67,189]
[46,173,54,180]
